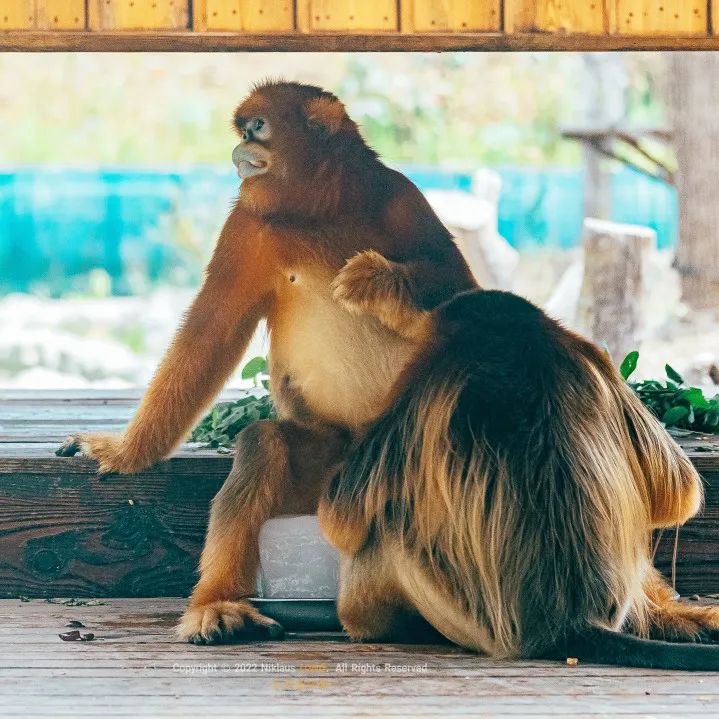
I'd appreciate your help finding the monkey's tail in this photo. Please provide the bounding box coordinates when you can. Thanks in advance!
[544,627,719,671]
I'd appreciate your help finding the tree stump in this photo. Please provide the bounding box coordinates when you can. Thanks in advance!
[576,218,655,364]
[670,53,719,311]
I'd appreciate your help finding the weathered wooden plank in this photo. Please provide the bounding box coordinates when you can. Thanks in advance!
[87,0,189,30]
[403,0,500,32]
[304,0,397,31]
[614,0,707,35]
[505,0,609,34]
[2,596,719,719]
[1,395,718,597]
[194,0,293,31]
[10,30,719,51]
[0,468,226,598]
[654,470,719,593]
[35,0,85,29]
[0,0,35,29]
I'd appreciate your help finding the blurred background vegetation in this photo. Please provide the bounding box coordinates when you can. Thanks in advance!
[0,52,665,166]
[3,51,717,391]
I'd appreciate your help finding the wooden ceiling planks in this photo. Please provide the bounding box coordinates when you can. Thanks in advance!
[2,0,719,50]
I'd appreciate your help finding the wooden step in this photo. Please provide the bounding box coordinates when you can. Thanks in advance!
[0,390,718,598]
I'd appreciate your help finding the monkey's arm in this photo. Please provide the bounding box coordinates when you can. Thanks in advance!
[58,209,275,474]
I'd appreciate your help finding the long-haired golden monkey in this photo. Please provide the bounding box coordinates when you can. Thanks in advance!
[319,289,719,669]
[56,81,477,642]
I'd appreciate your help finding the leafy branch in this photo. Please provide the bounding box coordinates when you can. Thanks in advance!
[621,351,719,433]
[189,356,276,448]
[191,350,719,450]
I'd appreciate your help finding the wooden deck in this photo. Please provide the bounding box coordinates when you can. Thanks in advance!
[1,390,719,598]
[1,597,718,718]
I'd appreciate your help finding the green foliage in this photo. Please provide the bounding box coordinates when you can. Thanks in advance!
[194,350,719,451]
[241,356,268,382]
[190,357,276,448]
[624,352,719,433]
[190,393,275,449]
[619,351,639,380]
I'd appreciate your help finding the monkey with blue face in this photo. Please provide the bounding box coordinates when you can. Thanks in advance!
[57,80,478,643]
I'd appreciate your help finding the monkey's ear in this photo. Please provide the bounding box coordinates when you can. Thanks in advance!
[303,96,348,136]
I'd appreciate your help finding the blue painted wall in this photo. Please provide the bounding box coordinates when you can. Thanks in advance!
[0,165,677,296]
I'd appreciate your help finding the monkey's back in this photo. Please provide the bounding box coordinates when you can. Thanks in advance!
[343,289,652,657]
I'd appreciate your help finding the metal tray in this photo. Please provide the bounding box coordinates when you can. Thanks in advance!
[249,598,341,631]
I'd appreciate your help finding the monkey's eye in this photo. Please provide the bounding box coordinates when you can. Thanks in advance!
[243,117,270,142]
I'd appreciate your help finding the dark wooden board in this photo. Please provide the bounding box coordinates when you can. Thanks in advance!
[5,31,719,53]
[0,391,718,598]
[2,598,719,718]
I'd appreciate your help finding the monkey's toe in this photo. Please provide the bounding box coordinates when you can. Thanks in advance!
[56,435,82,457]
[649,603,719,643]
[177,600,285,645]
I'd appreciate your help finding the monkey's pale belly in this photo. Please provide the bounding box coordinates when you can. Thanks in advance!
[268,294,417,431]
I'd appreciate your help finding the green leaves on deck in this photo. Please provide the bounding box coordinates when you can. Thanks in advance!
[191,351,719,450]
[190,394,275,448]
[190,357,276,449]
[624,352,719,433]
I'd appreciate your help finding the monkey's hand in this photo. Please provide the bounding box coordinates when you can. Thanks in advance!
[56,432,143,476]
[331,250,429,341]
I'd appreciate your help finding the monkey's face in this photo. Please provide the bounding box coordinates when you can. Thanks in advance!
[232,81,363,215]
[232,117,272,180]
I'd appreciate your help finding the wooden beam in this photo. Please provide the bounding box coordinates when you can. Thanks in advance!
[306,0,397,32]
[505,0,609,34]
[615,0,708,35]
[404,0,501,32]
[87,0,189,30]
[36,0,85,30]
[0,2,35,30]
[195,0,294,32]
[8,30,719,51]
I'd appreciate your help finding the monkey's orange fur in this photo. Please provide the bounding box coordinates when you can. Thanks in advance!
[58,81,476,643]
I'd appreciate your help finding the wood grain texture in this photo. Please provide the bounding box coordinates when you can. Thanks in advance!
[2,598,719,717]
[504,0,609,33]
[194,0,293,31]
[1,393,719,598]
[87,0,189,30]
[404,0,501,32]
[307,0,397,31]
[10,30,719,51]
[714,0,719,35]
[615,0,707,36]
[35,0,85,29]
[0,0,35,29]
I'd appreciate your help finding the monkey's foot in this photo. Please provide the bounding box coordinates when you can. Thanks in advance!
[649,602,719,643]
[176,600,285,645]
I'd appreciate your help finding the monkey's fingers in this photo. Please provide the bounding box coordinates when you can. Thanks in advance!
[55,435,83,457]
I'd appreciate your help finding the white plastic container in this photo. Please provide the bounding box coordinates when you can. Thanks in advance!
[257,515,339,599]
